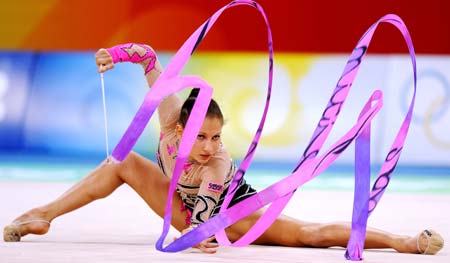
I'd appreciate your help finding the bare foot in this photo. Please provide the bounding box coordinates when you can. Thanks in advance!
[3,208,51,242]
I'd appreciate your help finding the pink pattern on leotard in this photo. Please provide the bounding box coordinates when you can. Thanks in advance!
[183,162,193,174]
[166,144,176,156]
[180,202,192,226]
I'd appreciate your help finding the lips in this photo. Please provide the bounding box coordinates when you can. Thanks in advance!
[200,154,211,160]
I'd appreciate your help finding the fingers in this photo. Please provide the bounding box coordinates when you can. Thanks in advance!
[98,63,114,73]
[177,229,219,254]
[172,238,218,253]
[196,237,219,254]
[95,48,114,73]
[205,236,216,243]
[199,246,219,254]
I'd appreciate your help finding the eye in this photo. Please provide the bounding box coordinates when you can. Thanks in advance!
[197,134,206,140]
[212,135,221,141]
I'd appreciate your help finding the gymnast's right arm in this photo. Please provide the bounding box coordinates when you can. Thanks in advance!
[94,43,182,132]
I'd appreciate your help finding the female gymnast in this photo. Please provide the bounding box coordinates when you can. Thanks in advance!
[3,43,444,255]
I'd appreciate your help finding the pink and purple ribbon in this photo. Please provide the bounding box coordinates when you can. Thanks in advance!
[108,1,417,260]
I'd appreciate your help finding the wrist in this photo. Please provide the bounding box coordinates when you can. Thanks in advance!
[106,43,157,74]
[182,224,197,235]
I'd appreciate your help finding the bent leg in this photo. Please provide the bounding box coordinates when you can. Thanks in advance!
[226,211,422,253]
[4,152,189,240]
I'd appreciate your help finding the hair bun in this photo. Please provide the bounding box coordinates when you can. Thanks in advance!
[178,87,223,128]
[188,88,200,99]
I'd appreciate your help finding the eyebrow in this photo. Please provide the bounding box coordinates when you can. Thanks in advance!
[198,131,221,136]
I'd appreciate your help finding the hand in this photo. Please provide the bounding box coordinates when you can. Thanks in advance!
[95,48,114,73]
[176,227,219,254]
[192,236,219,254]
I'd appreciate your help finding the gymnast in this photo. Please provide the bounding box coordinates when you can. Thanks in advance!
[3,43,444,255]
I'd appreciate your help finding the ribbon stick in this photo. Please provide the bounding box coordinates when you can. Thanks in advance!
[99,71,110,158]
[105,0,417,259]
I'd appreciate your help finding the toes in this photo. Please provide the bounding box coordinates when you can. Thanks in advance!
[417,230,444,254]
[3,225,21,242]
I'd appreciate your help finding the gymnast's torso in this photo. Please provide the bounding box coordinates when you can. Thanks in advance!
[155,100,235,226]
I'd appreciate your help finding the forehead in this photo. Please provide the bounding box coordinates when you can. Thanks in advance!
[199,117,223,133]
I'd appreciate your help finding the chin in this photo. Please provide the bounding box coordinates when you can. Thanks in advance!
[196,157,211,164]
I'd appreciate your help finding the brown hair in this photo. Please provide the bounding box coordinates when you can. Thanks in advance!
[178,88,224,128]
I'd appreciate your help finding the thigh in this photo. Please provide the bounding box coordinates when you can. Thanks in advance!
[119,152,189,232]
[121,152,312,245]
[225,209,316,247]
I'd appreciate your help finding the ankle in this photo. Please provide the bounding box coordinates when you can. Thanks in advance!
[15,207,52,224]
[401,235,421,254]
[393,235,415,253]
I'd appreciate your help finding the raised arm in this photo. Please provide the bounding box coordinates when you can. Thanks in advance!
[94,43,182,132]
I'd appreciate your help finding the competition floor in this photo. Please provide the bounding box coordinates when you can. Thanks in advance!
[1,161,449,263]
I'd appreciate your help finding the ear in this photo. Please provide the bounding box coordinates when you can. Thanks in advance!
[175,124,184,140]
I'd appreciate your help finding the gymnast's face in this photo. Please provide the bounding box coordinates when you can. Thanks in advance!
[176,116,223,164]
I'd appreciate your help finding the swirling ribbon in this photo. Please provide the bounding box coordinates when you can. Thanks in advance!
[108,0,416,260]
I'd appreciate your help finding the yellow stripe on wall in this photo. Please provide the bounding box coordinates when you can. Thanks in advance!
[0,0,59,49]
[183,52,317,157]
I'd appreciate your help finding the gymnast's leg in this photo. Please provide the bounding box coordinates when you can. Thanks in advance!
[3,152,189,241]
[226,210,442,254]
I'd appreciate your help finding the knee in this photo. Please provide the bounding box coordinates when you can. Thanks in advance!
[300,223,330,247]
[115,151,139,179]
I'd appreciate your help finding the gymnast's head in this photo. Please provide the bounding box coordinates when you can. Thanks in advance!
[176,88,224,164]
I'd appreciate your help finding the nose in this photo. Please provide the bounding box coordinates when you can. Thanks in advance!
[203,140,214,153]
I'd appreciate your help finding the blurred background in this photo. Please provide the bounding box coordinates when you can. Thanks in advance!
[0,0,449,185]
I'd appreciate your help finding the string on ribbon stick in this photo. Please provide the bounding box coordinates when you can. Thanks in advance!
[103,0,417,260]
[99,69,110,158]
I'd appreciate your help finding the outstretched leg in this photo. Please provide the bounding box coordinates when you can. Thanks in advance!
[226,210,443,254]
[4,152,189,241]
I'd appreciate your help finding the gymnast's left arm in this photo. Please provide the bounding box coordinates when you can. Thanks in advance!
[180,164,227,253]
